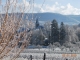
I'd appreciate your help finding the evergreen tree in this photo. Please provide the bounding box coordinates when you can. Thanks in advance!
[59,22,66,45]
[35,18,39,28]
[50,19,59,44]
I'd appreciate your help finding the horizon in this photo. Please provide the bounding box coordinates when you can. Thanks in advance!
[1,12,80,15]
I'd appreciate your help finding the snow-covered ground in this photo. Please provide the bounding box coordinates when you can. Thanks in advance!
[2,48,80,60]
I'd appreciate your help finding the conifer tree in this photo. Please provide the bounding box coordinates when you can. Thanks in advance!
[51,19,59,44]
[60,22,66,45]
[35,18,39,28]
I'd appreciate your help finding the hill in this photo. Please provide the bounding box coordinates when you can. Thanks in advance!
[23,13,80,25]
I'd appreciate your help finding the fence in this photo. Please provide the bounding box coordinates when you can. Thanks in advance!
[3,53,80,60]
[2,51,80,60]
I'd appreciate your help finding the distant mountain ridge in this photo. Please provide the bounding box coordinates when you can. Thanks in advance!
[1,13,80,25]
[23,13,80,25]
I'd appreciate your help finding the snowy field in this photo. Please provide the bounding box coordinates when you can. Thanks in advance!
[3,57,80,60]
[2,48,80,60]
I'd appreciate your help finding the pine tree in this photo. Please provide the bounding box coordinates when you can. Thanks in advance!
[35,18,39,28]
[59,22,66,45]
[50,19,59,44]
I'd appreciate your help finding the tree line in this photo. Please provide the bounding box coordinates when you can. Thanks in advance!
[30,19,80,48]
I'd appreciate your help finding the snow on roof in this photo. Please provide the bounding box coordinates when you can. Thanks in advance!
[54,47,61,51]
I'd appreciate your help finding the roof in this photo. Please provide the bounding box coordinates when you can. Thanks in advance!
[54,47,61,51]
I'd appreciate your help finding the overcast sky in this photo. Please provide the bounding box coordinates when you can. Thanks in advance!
[2,0,80,15]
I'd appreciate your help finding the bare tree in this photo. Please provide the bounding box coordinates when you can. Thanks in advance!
[0,0,32,60]
[64,25,79,47]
